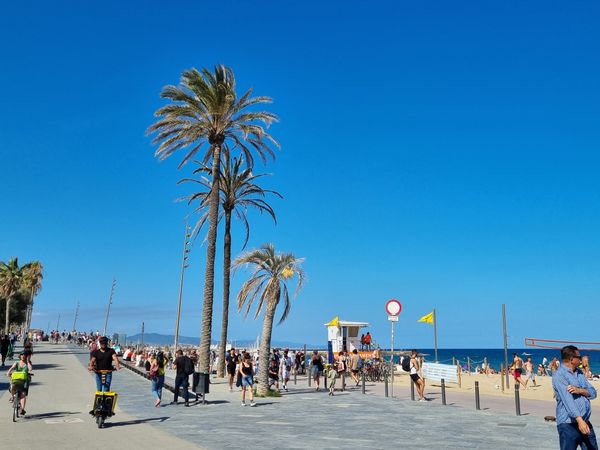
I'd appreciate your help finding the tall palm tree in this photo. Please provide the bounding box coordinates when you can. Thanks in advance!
[180,153,282,377]
[148,65,279,372]
[0,258,31,333]
[233,244,305,395]
[23,261,43,333]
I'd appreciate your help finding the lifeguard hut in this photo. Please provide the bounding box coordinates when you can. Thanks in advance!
[325,316,370,363]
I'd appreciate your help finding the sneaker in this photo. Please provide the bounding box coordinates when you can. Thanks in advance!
[184,403,190,407]
[20,409,26,415]
[419,398,425,402]
[241,402,246,406]
[169,401,178,405]
[250,402,256,407]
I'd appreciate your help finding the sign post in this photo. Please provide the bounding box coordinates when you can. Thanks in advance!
[385,299,402,398]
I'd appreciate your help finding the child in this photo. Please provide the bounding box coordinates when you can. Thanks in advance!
[327,364,338,396]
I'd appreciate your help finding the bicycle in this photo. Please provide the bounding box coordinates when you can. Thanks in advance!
[8,372,31,422]
[91,369,117,428]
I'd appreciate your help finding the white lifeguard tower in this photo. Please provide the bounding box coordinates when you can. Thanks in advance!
[325,317,370,363]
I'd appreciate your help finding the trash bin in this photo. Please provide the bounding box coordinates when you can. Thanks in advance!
[193,372,210,395]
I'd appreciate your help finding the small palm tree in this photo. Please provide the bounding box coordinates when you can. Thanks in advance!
[0,258,31,333]
[233,244,305,395]
[180,153,282,378]
[23,261,43,332]
[148,65,279,372]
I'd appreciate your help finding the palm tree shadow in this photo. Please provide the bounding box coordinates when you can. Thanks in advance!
[105,416,170,427]
[26,411,81,420]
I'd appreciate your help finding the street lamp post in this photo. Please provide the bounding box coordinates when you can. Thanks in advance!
[103,279,117,337]
[174,224,192,351]
[73,300,80,331]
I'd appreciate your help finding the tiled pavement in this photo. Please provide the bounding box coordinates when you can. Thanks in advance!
[73,348,559,449]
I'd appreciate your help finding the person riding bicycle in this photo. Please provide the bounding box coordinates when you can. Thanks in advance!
[88,336,120,391]
[6,351,33,415]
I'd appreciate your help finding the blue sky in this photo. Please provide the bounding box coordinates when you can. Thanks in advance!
[1,1,599,348]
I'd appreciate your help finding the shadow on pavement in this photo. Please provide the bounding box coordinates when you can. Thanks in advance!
[106,416,170,427]
[26,411,81,420]
[31,363,61,370]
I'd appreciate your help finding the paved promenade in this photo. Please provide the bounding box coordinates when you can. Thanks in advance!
[2,343,561,449]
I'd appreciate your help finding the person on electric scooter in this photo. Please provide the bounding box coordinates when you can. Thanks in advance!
[88,336,120,391]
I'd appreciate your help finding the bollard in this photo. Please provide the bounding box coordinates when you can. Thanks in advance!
[342,373,346,392]
[294,370,297,385]
[441,378,447,405]
[514,383,521,416]
[501,364,505,393]
[361,371,366,394]
[384,374,389,397]
[308,370,311,387]
[410,379,415,401]
[475,381,481,410]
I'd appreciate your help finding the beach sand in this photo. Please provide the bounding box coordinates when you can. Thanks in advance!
[391,370,600,405]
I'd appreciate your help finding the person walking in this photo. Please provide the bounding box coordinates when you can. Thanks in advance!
[239,352,256,407]
[226,349,237,392]
[171,349,190,406]
[1,334,10,367]
[279,349,292,392]
[150,351,167,407]
[327,363,338,396]
[350,349,361,386]
[553,345,598,450]
[310,350,324,391]
[410,349,426,401]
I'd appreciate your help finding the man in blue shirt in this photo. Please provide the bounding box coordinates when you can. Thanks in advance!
[552,345,598,450]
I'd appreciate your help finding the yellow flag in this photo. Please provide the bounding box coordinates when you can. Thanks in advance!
[326,316,339,327]
[418,311,434,324]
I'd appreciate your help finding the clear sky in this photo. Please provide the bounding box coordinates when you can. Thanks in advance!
[1,1,599,348]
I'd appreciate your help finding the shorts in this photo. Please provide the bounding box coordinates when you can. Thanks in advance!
[513,368,523,379]
[351,369,359,374]
[227,367,236,376]
[526,371,536,381]
[410,373,420,382]
[241,376,253,387]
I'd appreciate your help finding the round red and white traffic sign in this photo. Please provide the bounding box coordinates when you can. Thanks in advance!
[385,299,402,316]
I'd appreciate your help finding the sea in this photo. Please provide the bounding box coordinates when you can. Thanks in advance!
[384,348,600,374]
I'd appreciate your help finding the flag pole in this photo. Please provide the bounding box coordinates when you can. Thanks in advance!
[433,308,438,362]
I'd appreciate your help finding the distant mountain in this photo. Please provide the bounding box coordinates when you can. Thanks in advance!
[125,332,317,349]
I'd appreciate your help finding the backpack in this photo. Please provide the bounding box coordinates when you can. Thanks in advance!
[401,356,411,372]
[357,357,364,370]
[145,360,151,371]
[337,360,345,373]
[183,356,195,376]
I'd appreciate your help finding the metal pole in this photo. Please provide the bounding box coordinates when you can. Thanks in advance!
[390,319,395,398]
[361,371,366,394]
[501,363,505,392]
[141,322,145,348]
[175,224,191,351]
[410,378,415,401]
[441,378,446,405]
[73,301,80,331]
[384,374,389,397]
[475,381,481,410]
[433,308,438,362]
[514,383,521,416]
[503,304,510,389]
[103,279,117,337]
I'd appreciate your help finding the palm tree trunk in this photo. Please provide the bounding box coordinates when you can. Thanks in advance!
[217,210,232,378]
[257,284,280,396]
[198,144,222,373]
[4,297,11,334]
